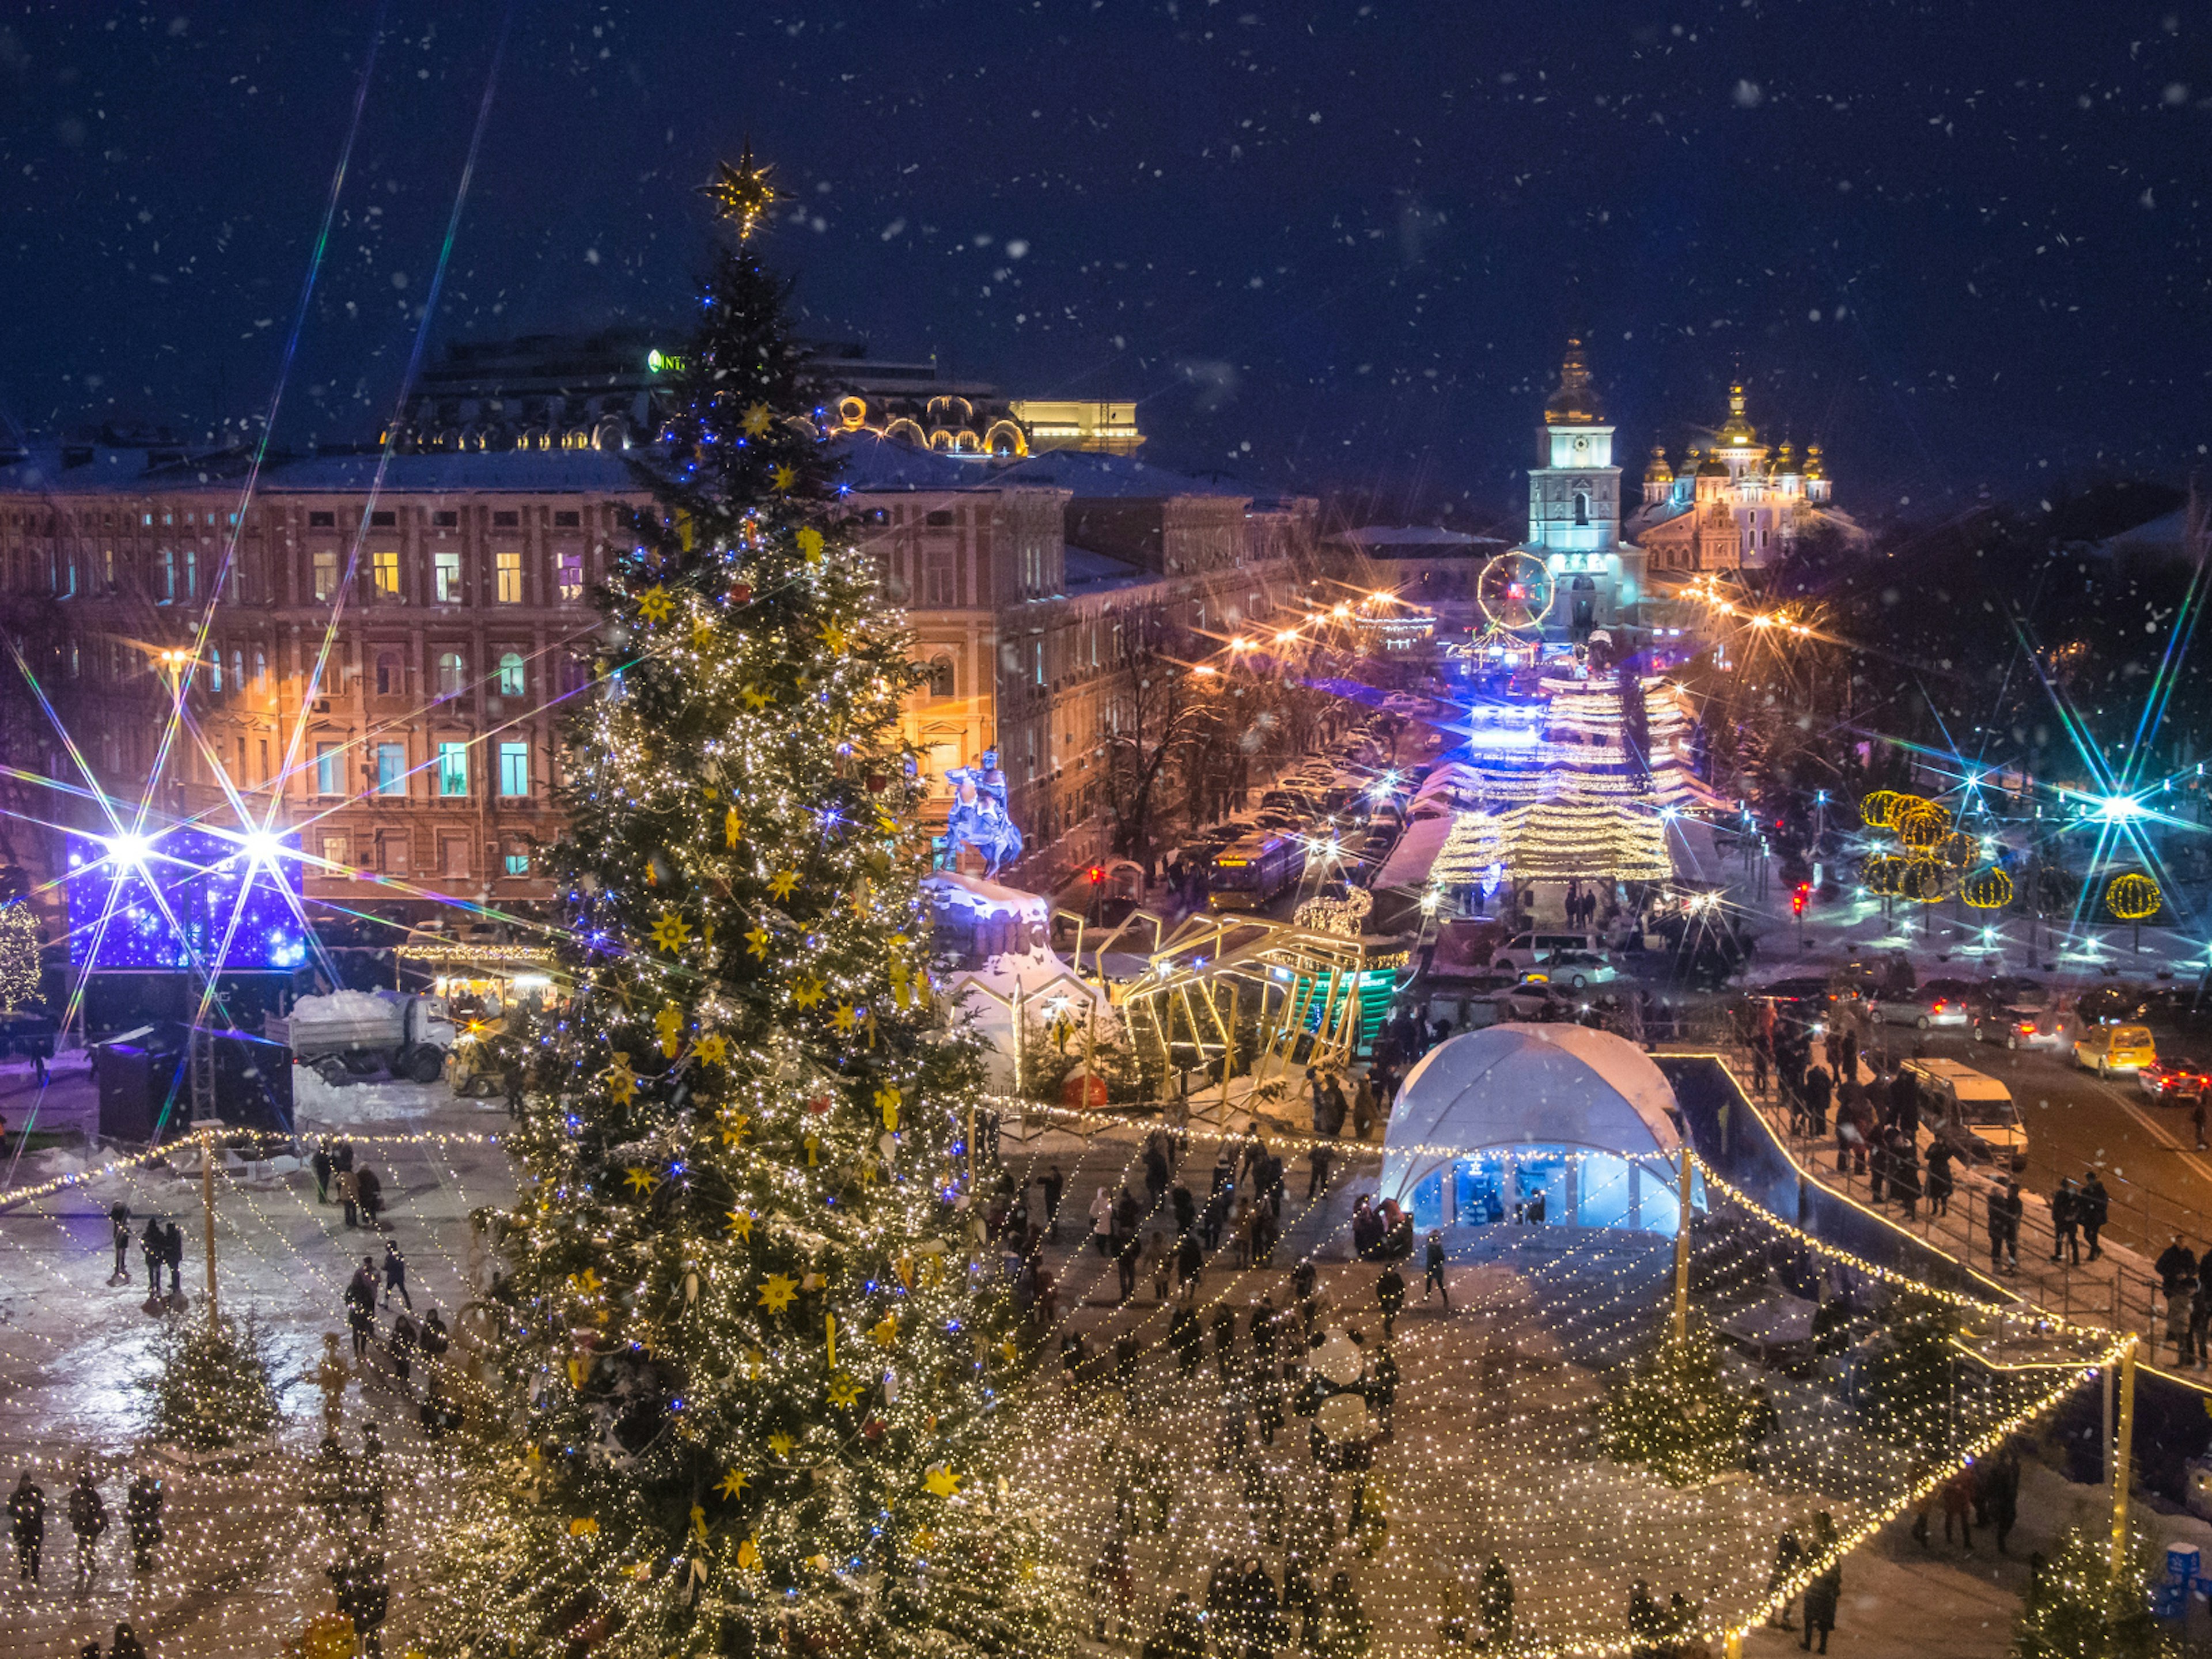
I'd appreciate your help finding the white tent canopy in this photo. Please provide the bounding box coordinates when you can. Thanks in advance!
[1378,1024,1682,1214]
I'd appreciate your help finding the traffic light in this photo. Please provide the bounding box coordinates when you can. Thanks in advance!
[1086,866,1105,886]
[1791,882,1810,918]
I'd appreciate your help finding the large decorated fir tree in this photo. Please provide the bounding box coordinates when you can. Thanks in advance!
[434,182,1059,1657]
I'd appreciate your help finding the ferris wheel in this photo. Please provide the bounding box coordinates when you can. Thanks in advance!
[1476,550,1556,632]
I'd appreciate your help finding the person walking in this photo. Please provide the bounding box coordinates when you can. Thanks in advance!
[2190,1278,2212,1372]
[2156,1234,2199,1310]
[1376,1263,1406,1339]
[124,1471,161,1574]
[139,1215,165,1298]
[1308,1141,1334,1200]
[1176,1228,1203,1291]
[389,1309,419,1395]
[107,1203,132,1285]
[1350,1073,1376,1142]
[311,1139,333,1205]
[345,1258,378,1359]
[336,1162,359,1229]
[1941,1468,1975,1551]
[1088,1186,1114,1259]
[355,1165,384,1229]
[1923,1141,1953,1218]
[7,1469,43,1583]
[1314,1569,1372,1659]
[1996,1181,2024,1272]
[110,1624,146,1659]
[2050,1179,2080,1265]
[1766,1525,1804,1630]
[1038,1162,1065,1243]
[381,1240,412,1311]
[1800,1514,1840,1653]
[163,1219,184,1300]
[2079,1171,2109,1260]
[1146,1232,1173,1304]
[1422,1230,1449,1312]
[66,1466,107,1588]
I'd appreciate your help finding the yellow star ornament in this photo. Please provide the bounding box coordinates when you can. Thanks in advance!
[874,1084,902,1132]
[649,911,692,953]
[826,1373,863,1410]
[791,976,827,1010]
[624,1165,661,1196]
[697,139,789,241]
[741,683,774,711]
[770,463,797,493]
[715,1468,751,1501]
[820,619,849,655]
[656,1002,684,1058]
[567,1268,604,1296]
[740,402,773,437]
[637,585,674,624]
[870,1314,900,1350]
[830,1003,858,1036]
[767,869,799,901]
[743,925,771,959]
[766,1431,797,1459]
[724,807,744,849]
[726,1208,754,1241]
[758,1273,799,1315]
[718,1111,751,1147]
[605,1056,638,1107]
[924,1464,961,1498]
[695,1031,730,1068]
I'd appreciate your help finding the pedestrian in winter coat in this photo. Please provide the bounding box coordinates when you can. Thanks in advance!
[2079,1172,2109,1259]
[2192,1280,2212,1370]
[2051,1180,2080,1264]
[108,1203,132,1284]
[1376,1265,1406,1338]
[1171,1181,1196,1236]
[67,1469,106,1585]
[1037,1163,1065,1242]
[346,1260,378,1359]
[1315,1570,1372,1659]
[1627,1581,1667,1659]
[8,1470,43,1582]
[1169,1303,1202,1375]
[312,1142,332,1205]
[1176,1229,1203,1289]
[381,1241,411,1310]
[1941,1469,1975,1550]
[1924,1143,1954,1217]
[125,1471,161,1573]
[1801,1514,1840,1653]
[1089,1187,1115,1257]
[1237,1557,1283,1652]
[1146,1233,1173,1302]
[162,1220,184,1298]
[1350,1075,1376,1141]
[140,1217,164,1296]
[1307,1142,1334,1200]
[337,1166,359,1229]
[2157,1236,2199,1303]
[1803,1064,1833,1135]
[354,1166,384,1228]
[1422,1231,1449,1310]
[1211,1304,1238,1378]
[110,1625,146,1659]
[389,1310,419,1392]
[1766,1527,1804,1628]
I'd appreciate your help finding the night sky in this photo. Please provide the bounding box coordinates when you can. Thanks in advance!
[1,1,2206,521]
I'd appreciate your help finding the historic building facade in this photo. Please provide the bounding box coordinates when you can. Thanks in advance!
[0,430,1308,925]
[1519,340,1643,642]
[1628,382,1856,574]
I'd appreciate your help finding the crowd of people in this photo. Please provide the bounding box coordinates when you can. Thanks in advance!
[8,1459,163,1659]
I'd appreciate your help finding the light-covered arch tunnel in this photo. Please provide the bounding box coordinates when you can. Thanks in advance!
[1378,1023,1704,1236]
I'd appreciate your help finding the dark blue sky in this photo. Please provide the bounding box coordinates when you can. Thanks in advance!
[1,1,2206,519]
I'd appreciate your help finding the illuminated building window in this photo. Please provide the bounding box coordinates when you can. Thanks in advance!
[556,547,584,603]
[436,743,469,797]
[497,653,526,696]
[926,657,955,699]
[433,548,463,603]
[321,832,351,869]
[375,652,401,696]
[372,548,400,599]
[157,549,175,604]
[314,743,342,797]
[312,548,339,601]
[496,548,522,603]
[376,743,407,797]
[503,841,531,877]
[435,650,467,698]
[498,741,530,798]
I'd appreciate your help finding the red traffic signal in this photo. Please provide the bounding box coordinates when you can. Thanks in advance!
[1791,882,1810,917]
[1086,866,1105,885]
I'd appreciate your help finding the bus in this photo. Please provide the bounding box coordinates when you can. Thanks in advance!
[1208,831,1306,911]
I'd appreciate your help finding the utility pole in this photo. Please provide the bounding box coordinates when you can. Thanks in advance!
[1672,1143,1694,1344]
[2109,1338,2138,1584]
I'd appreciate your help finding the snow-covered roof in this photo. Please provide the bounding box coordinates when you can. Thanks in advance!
[1378,1024,1681,1207]
[1332,524,1503,552]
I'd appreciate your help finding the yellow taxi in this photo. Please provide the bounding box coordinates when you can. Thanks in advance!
[2073,1023,2157,1077]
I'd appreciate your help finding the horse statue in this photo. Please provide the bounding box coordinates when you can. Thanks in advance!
[942,749,1025,877]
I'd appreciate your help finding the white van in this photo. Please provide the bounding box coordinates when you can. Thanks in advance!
[1490,931,1601,976]
[1904,1057,2029,1171]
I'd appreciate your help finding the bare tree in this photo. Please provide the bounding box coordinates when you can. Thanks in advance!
[1097,608,1211,877]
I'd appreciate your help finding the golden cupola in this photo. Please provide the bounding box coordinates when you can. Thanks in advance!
[1543,338,1607,426]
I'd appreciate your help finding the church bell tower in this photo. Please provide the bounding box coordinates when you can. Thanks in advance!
[1525,339,1636,640]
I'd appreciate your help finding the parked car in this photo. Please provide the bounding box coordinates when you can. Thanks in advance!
[1904,1057,2030,1171]
[2073,1023,2158,1077]
[2138,1059,2210,1103]
[1868,987,1971,1030]
[1498,980,1576,1021]
[1541,952,1619,991]
[1972,1006,2070,1051]
[1491,931,1603,975]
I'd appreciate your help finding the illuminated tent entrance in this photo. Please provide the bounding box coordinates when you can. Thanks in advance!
[1381,1024,1698,1236]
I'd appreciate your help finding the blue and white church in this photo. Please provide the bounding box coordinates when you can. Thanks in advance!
[1518,339,1645,644]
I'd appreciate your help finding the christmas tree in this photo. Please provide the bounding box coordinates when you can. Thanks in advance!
[431,171,1059,1657]
[1596,1316,1760,1487]
[2012,1525,2171,1659]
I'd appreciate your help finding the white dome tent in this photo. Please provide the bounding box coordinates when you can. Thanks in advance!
[1379,1023,1700,1236]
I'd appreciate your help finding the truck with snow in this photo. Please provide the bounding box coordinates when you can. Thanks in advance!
[270,990,456,1086]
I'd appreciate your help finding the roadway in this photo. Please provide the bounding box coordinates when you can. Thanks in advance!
[1855,1018,2212,1257]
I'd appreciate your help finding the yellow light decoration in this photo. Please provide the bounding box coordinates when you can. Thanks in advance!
[1900,857,1948,903]
[1934,830,1978,869]
[1859,854,1907,896]
[2105,870,2161,922]
[1894,801,1950,849]
[1857,789,1900,830]
[1963,866,2014,910]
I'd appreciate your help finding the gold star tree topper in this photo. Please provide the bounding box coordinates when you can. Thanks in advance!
[697,140,789,241]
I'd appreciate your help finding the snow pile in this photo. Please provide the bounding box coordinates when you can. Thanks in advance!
[287,988,399,1029]
[291,1063,454,1126]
